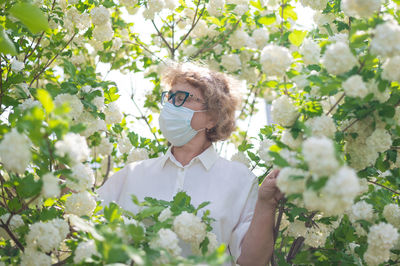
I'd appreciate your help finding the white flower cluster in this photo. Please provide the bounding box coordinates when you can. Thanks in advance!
[41,172,61,198]
[26,219,69,253]
[117,132,133,154]
[383,204,400,228]
[364,222,399,265]
[66,163,95,192]
[271,95,298,127]
[64,7,90,32]
[11,58,25,72]
[371,21,400,58]
[322,42,357,75]
[105,102,123,124]
[300,39,321,65]
[91,6,113,42]
[158,208,172,222]
[65,191,97,217]
[143,0,165,20]
[221,54,241,72]
[367,80,390,103]
[74,240,100,264]
[0,214,24,240]
[341,0,381,19]
[260,44,293,76]
[305,115,336,138]
[76,112,107,137]
[20,247,51,266]
[258,139,274,163]
[228,30,252,50]
[54,93,84,120]
[0,128,31,174]
[231,151,251,168]
[348,201,374,223]
[281,131,303,150]
[302,136,339,177]
[191,231,219,255]
[173,211,207,246]
[300,0,329,10]
[342,75,369,98]
[55,132,90,165]
[365,128,392,154]
[382,56,400,82]
[207,0,225,17]
[127,148,149,163]
[252,28,269,49]
[91,6,110,25]
[276,167,306,195]
[149,228,182,257]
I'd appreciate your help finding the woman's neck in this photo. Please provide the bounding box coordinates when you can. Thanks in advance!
[172,139,212,166]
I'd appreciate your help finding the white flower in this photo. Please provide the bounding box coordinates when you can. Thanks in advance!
[105,102,123,124]
[276,167,306,195]
[231,151,251,168]
[173,212,207,245]
[191,231,219,255]
[285,220,307,238]
[271,95,298,127]
[74,240,99,264]
[366,128,392,153]
[11,59,25,72]
[228,29,250,50]
[240,67,259,84]
[207,0,225,17]
[164,0,178,10]
[96,137,113,156]
[26,221,62,252]
[371,21,400,58]
[260,44,293,77]
[54,93,84,120]
[305,115,336,138]
[66,163,95,192]
[0,214,24,240]
[382,56,400,82]
[93,22,114,42]
[92,96,105,111]
[252,28,269,49]
[258,139,274,163]
[342,75,369,98]
[302,136,339,177]
[49,218,69,240]
[233,4,248,16]
[118,133,133,155]
[322,42,358,75]
[221,54,241,72]
[127,148,149,163]
[383,204,400,228]
[291,75,308,90]
[20,247,51,266]
[364,246,391,266]
[348,201,374,223]
[41,173,60,198]
[367,80,390,103]
[300,0,329,10]
[149,228,182,256]
[367,222,399,249]
[192,20,208,38]
[90,6,110,25]
[300,39,320,65]
[341,0,381,19]
[281,130,303,150]
[158,208,172,222]
[65,191,97,217]
[19,98,41,111]
[0,128,31,174]
[55,133,90,165]
[304,223,330,248]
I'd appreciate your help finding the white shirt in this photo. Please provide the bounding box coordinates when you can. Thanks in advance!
[96,145,258,264]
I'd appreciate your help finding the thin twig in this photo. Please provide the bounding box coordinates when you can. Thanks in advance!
[100,155,112,187]
[326,92,345,115]
[341,117,359,132]
[151,20,174,55]
[0,220,24,251]
[368,180,400,195]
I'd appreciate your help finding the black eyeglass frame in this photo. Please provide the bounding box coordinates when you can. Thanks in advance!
[161,90,205,107]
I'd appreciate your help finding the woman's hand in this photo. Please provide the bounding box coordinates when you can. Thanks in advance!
[258,169,284,208]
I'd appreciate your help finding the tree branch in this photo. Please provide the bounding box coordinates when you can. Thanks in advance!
[368,180,400,195]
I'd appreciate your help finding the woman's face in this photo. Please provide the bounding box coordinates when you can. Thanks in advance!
[169,80,215,131]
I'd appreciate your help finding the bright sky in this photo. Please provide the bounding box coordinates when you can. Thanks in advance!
[97,4,315,159]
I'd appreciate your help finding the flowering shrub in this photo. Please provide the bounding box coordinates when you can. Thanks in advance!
[0,0,400,265]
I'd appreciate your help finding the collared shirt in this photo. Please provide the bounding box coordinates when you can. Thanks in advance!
[96,145,258,264]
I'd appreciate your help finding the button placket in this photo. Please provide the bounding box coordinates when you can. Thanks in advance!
[174,167,186,193]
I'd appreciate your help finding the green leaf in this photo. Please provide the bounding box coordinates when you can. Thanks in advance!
[9,2,50,34]
[16,174,42,199]
[258,14,276,26]
[306,176,329,191]
[0,25,17,55]
[289,30,307,46]
[127,224,145,243]
[8,197,22,212]
[268,151,290,167]
[36,89,54,113]
[137,206,164,220]
[104,202,122,222]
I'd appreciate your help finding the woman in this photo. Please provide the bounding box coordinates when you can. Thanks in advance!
[97,63,283,266]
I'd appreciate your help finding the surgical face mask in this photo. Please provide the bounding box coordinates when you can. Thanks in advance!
[159,102,206,147]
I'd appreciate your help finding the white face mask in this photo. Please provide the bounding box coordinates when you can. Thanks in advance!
[159,102,206,147]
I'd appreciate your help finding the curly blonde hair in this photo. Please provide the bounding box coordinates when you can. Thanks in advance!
[161,62,242,142]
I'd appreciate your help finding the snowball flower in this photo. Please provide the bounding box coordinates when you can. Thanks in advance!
[65,191,97,217]
[20,247,51,266]
[74,240,99,264]
[127,148,149,163]
[0,214,24,239]
[300,0,329,10]
[367,222,399,249]
[55,133,90,165]
[382,56,400,82]
[367,80,390,103]
[158,208,172,222]
[41,173,60,198]
[96,137,113,156]
[366,128,392,154]
[370,21,400,58]
[342,75,369,98]
[11,59,25,72]
[192,231,219,255]
[93,22,114,42]
[258,139,274,163]
[300,39,321,65]
[66,163,95,192]
[228,29,250,50]
[90,6,110,25]
[252,28,269,49]
[221,54,241,72]
[149,228,182,256]
[281,131,303,150]
[164,0,179,10]
[260,44,293,76]
[302,136,339,177]
[341,0,381,19]
[322,42,358,75]
[54,93,84,120]
[105,102,123,124]
[26,221,62,252]
[271,95,298,127]
[231,151,251,168]
[348,201,374,223]
[305,115,336,138]
[276,167,306,195]
[173,212,207,245]
[383,204,400,228]
[207,0,225,17]
[0,128,31,174]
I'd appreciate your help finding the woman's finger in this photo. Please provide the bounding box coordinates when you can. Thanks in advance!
[267,169,280,179]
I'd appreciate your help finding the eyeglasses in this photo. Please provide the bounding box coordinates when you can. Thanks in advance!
[161,90,206,107]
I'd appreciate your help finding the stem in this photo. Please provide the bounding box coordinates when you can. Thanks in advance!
[151,20,174,56]
[286,236,305,263]
[341,118,359,132]
[0,220,24,251]
[127,37,165,63]
[326,92,345,115]
[100,155,112,187]
[368,180,400,195]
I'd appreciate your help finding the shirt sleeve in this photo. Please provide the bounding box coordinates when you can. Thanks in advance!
[95,165,130,207]
[228,172,258,264]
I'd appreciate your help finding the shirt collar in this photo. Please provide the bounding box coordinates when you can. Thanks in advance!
[160,145,219,171]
